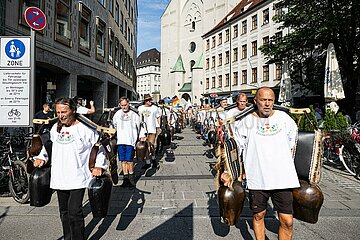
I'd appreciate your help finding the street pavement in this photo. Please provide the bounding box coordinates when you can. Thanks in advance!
[0,127,360,239]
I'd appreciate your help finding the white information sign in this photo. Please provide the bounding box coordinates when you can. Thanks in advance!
[0,37,31,68]
[0,69,30,125]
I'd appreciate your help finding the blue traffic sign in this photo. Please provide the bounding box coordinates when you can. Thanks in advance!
[5,39,26,60]
[25,7,47,31]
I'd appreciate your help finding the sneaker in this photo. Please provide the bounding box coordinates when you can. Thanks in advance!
[141,164,151,169]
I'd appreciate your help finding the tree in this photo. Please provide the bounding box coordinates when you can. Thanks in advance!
[260,0,360,114]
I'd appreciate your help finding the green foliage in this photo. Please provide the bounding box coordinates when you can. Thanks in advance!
[322,109,348,132]
[290,105,318,132]
[260,0,360,112]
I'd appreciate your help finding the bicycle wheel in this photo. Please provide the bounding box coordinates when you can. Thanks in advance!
[338,145,357,176]
[9,160,30,203]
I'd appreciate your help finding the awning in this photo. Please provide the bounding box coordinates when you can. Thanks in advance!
[178,82,192,92]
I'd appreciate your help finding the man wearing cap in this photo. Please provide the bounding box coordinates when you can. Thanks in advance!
[73,96,95,115]
[138,94,161,169]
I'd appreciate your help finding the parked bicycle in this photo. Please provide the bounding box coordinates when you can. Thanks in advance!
[0,134,30,203]
[322,123,360,179]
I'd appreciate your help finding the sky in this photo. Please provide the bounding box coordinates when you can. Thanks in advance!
[137,0,171,56]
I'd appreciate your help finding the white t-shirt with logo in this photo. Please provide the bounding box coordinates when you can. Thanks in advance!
[112,109,142,146]
[234,111,299,190]
[138,105,160,134]
[36,122,107,190]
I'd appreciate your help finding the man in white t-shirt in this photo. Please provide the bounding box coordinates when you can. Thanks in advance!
[233,87,299,240]
[73,96,95,115]
[113,97,144,188]
[138,94,160,169]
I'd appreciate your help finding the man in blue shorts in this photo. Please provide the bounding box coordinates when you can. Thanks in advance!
[112,97,143,188]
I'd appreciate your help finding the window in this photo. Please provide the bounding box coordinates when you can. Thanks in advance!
[212,36,216,48]
[233,72,238,86]
[120,12,124,32]
[242,20,247,34]
[251,41,257,56]
[263,65,269,81]
[275,31,283,43]
[212,56,215,68]
[55,0,72,46]
[233,48,238,62]
[233,25,238,38]
[109,0,113,14]
[206,39,210,50]
[252,15,257,30]
[98,0,105,6]
[276,63,282,80]
[263,9,269,25]
[218,53,222,66]
[189,42,196,53]
[119,44,123,71]
[263,36,269,46]
[242,70,247,84]
[218,33,222,45]
[225,73,230,86]
[78,3,91,54]
[191,21,196,31]
[218,75,223,88]
[115,2,119,24]
[114,38,119,68]
[252,68,258,83]
[225,51,230,64]
[124,52,127,74]
[206,78,209,89]
[190,60,195,72]
[108,29,114,63]
[225,29,230,42]
[124,20,127,39]
[19,0,44,26]
[212,77,215,88]
[206,58,209,70]
[242,44,247,59]
[274,4,284,16]
[96,17,105,61]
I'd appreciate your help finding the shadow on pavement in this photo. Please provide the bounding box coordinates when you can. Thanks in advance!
[138,204,194,240]
[84,186,149,239]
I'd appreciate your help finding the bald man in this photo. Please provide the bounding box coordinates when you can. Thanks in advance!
[234,87,299,240]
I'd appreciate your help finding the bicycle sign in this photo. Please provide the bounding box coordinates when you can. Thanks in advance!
[24,7,47,31]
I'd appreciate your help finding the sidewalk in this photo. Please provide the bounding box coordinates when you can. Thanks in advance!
[0,127,359,239]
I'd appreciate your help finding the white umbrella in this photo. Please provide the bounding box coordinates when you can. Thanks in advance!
[278,62,292,106]
[324,43,345,102]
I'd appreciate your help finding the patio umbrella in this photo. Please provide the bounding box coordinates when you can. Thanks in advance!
[324,43,345,102]
[278,62,293,106]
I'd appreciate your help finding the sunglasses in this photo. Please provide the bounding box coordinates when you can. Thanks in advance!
[145,99,151,102]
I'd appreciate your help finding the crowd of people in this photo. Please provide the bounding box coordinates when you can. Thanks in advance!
[31,87,344,239]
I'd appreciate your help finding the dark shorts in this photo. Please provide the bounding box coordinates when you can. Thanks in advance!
[117,145,134,162]
[249,189,293,214]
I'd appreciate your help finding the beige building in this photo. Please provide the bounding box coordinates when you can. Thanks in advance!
[160,0,241,104]
[203,0,287,98]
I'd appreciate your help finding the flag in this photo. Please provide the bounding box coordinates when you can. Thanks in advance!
[171,96,180,107]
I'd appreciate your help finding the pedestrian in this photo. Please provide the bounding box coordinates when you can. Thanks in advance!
[314,103,323,123]
[112,97,143,188]
[226,93,248,118]
[33,97,107,240]
[34,102,55,119]
[73,96,95,115]
[233,87,299,240]
[138,94,160,169]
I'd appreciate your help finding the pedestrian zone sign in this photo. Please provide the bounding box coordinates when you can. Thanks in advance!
[0,37,31,68]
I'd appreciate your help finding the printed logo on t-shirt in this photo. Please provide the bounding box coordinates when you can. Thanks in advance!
[57,131,74,143]
[140,110,151,118]
[120,112,131,121]
[257,123,280,136]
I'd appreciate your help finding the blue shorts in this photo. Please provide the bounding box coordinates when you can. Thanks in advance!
[117,145,134,162]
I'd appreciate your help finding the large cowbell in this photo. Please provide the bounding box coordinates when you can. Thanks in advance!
[159,129,171,146]
[88,174,113,218]
[29,167,52,207]
[136,140,148,162]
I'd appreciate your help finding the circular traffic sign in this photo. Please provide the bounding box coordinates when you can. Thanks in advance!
[24,7,47,31]
[5,39,26,59]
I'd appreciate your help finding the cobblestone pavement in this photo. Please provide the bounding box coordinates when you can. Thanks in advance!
[0,127,359,240]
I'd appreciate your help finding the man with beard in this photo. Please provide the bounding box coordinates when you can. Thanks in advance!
[33,97,107,240]
[112,97,143,188]
[233,87,299,240]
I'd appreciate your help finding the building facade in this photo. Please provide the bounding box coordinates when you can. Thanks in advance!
[4,0,138,119]
[136,48,161,101]
[160,0,241,104]
[203,0,287,99]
